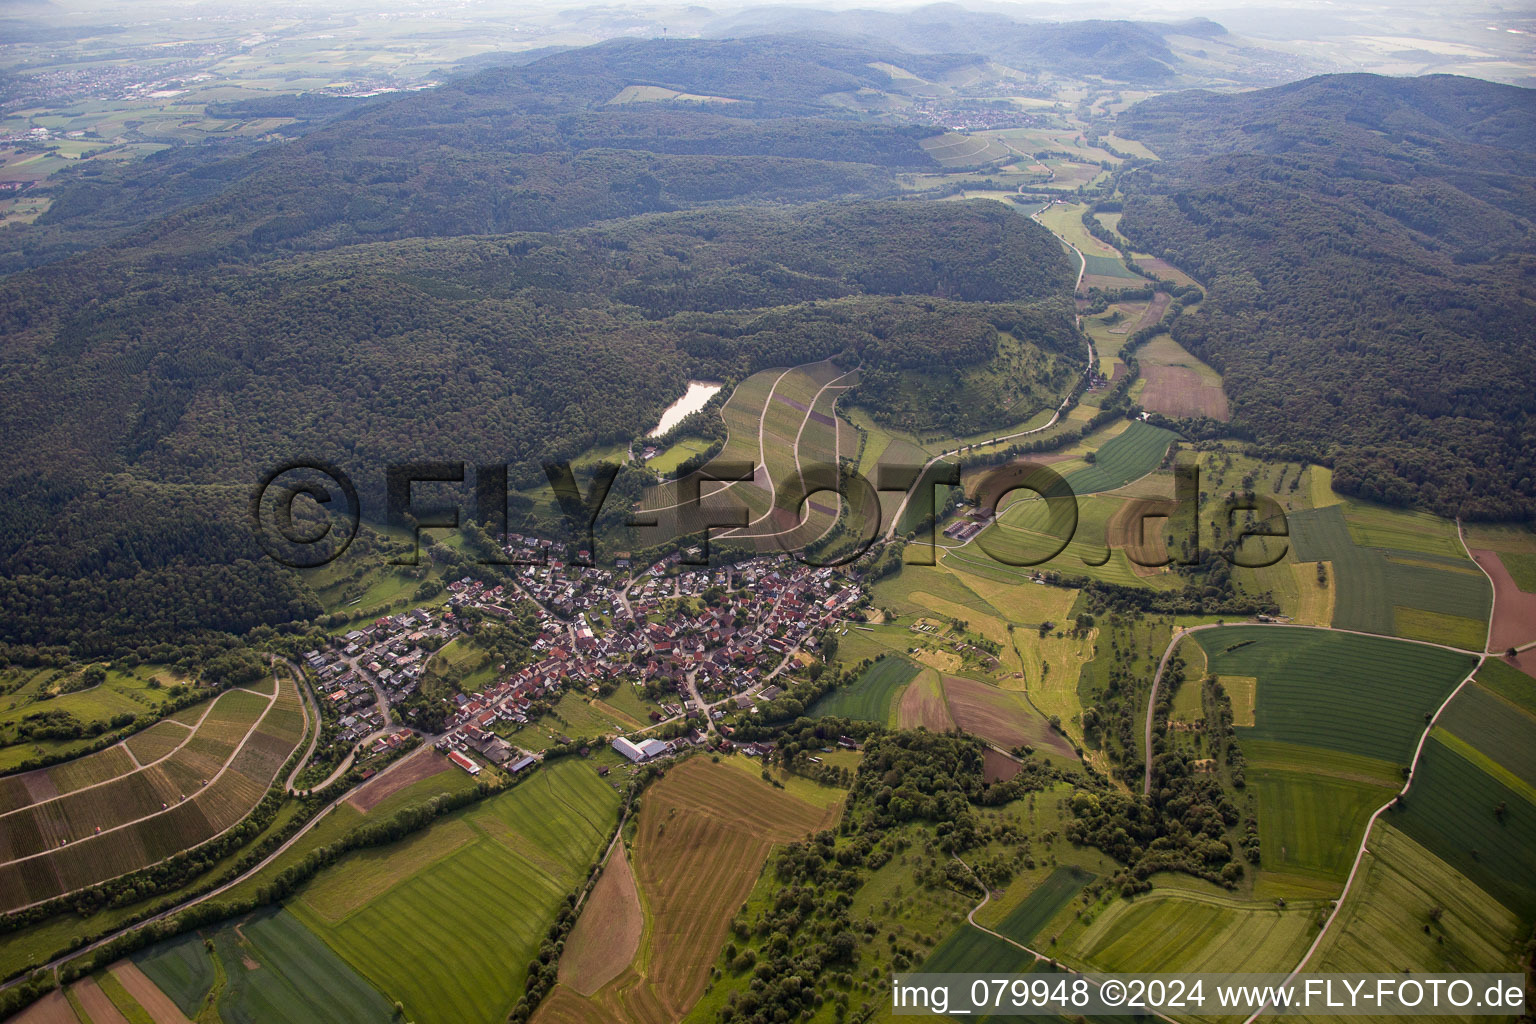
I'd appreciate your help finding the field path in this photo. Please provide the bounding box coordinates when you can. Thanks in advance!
[284,663,320,793]
[2,682,282,881]
[1141,621,1483,798]
[721,364,859,542]
[0,683,260,826]
[952,854,1181,1024]
[1218,525,1494,1022]
[881,206,1093,541]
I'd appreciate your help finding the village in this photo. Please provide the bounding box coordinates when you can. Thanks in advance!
[296,540,870,785]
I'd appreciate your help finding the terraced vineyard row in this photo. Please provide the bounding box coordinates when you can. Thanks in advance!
[0,675,304,911]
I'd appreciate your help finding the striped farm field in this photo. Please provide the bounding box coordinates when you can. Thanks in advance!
[808,656,918,724]
[1322,824,1524,977]
[1191,626,1474,764]
[1288,505,1490,640]
[923,923,1038,974]
[1309,824,1524,981]
[292,758,622,1024]
[994,866,1094,946]
[0,676,302,911]
[1249,769,1395,882]
[1435,681,1536,789]
[1391,735,1536,917]
[1062,421,1174,495]
[1474,659,1536,716]
[122,718,191,764]
[1067,889,1321,975]
[533,756,834,1024]
[0,744,139,816]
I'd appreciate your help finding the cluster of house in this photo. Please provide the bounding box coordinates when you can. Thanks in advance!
[310,609,459,746]
[427,550,868,775]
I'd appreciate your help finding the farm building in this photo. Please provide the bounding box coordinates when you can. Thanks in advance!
[612,736,671,762]
[447,750,481,775]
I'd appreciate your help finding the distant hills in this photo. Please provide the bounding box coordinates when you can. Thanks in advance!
[1115,73,1536,519]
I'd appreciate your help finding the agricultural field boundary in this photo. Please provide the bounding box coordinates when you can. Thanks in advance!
[1228,521,1495,1024]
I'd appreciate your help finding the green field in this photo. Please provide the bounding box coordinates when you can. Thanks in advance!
[646,436,712,475]
[1392,735,1536,917]
[1066,889,1320,974]
[1473,659,1536,716]
[1249,769,1395,881]
[1192,626,1475,764]
[291,758,622,1023]
[1435,681,1536,788]
[922,922,1038,974]
[134,930,218,1016]
[1062,421,1175,495]
[808,656,919,723]
[1288,505,1490,641]
[136,907,394,1022]
[1311,824,1524,977]
[993,866,1094,946]
[0,663,186,771]
[1079,252,1140,279]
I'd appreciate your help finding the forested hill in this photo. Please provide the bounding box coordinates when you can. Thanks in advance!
[1114,74,1536,520]
[0,200,1076,652]
[1,37,950,275]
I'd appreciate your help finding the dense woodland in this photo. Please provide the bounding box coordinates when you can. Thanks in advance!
[1115,74,1536,519]
[0,195,1074,651]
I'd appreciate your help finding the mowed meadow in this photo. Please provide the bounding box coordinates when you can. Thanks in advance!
[288,758,624,1024]
[534,756,840,1024]
[0,673,305,911]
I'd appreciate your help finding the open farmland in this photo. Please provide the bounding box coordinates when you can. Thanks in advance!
[1192,626,1474,763]
[533,756,836,1024]
[1133,336,1229,420]
[942,675,1078,759]
[558,844,643,997]
[292,758,622,1024]
[1474,659,1536,716]
[923,922,1038,974]
[993,866,1094,946]
[1064,889,1321,975]
[1061,422,1175,495]
[1288,505,1490,641]
[1308,824,1525,981]
[1391,735,1536,917]
[133,908,393,1023]
[1249,769,1395,882]
[919,131,1012,168]
[1435,681,1536,788]
[896,668,954,731]
[0,676,303,911]
[808,656,918,723]
[1470,548,1536,651]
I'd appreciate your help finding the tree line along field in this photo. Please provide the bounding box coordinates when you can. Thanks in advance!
[534,756,838,1024]
[1190,626,1475,765]
[129,906,395,1023]
[287,757,623,1024]
[0,674,304,912]
[0,663,188,772]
